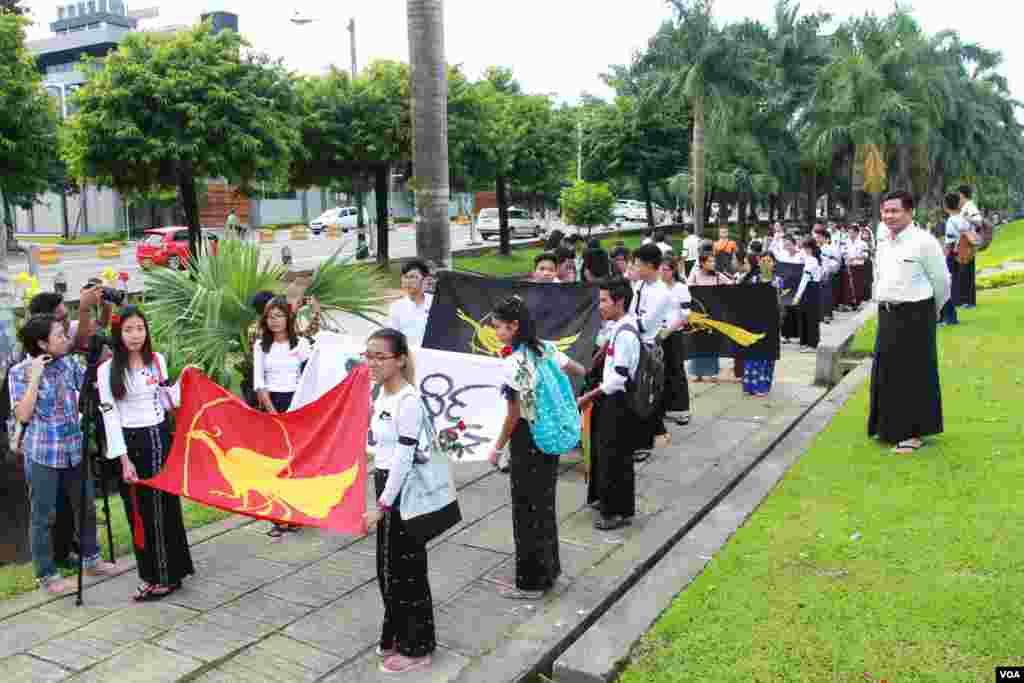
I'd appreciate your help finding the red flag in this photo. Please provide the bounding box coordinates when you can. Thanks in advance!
[143,366,370,535]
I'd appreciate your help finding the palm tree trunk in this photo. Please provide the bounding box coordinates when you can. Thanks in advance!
[691,95,706,238]
[178,170,201,261]
[408,0,451,268]
[641,175,654,227]
[496,175,510,255]
[848,143,857,220]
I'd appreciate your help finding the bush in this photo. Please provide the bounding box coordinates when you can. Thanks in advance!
[60,231,128,245]
[978,269,1024,291]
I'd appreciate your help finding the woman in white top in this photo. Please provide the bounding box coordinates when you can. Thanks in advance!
[487,296,584,599]
[253,297,311,415]
[99,306,193,602]
[361,328,436,675]
[793,237,823,352]
[253,297,311,537]
[657,254,692,425]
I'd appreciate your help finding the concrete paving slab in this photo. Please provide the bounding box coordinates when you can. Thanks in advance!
[259,549,377,607]
[163,578,253,612]
[448,506,516,555]
[28,631,128,672]
[203,591,315,635]
[66,641,202,683]
[82,602,200,643]
[282,582,382,663]
[154,615,264,663]
[0,610,80,658]
[434,580,541,657]
[211,634,344,682]
[0,653,71,681]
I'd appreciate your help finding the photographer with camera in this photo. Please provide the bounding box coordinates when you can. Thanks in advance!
[10,300,120,594]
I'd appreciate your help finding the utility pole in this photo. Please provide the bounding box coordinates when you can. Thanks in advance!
[577,119,583,183]
[347,18,357,78]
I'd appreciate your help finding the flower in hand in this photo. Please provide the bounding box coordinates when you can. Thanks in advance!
[499,345,513,358]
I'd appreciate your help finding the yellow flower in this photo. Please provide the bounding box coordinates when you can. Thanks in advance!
[101,267,117,284]
[15,272,31,285]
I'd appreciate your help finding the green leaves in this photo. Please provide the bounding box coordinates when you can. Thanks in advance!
[560,181,616,232]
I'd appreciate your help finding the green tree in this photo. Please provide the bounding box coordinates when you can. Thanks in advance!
[560,180,615,237]
[62,23,301,260]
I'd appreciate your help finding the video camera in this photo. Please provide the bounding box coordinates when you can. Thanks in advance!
[84,283,126,307]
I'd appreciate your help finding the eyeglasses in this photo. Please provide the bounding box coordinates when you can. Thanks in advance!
[361,352,398,363]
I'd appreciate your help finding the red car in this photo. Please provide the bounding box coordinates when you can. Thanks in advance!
[136,227,220,270]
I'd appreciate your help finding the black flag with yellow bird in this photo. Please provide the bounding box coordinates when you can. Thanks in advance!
[683,284,781,360]
[423,271,601,364]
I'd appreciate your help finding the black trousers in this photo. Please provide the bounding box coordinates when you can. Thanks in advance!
[959,259,977,306]
[374,469,436,657]
[868,298,943,443]
[588,392,637,519]
[509,420,561,591]
[799,282,821,348]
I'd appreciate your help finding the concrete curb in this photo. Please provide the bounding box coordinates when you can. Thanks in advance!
[551,360,872,683]
[814,303,877,386]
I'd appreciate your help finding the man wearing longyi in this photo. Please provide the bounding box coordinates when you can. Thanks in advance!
[868,190,950,454]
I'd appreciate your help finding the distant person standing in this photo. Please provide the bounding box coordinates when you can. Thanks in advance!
[385,261,434,347]
[225,209,242,240]
[940,193,969,326]
[869,191,950,454]
[683,227,701,276]
[957,185,982,309]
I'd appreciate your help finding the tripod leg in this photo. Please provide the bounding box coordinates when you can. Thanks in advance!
[98,464,115,564]
[75,458,87,606]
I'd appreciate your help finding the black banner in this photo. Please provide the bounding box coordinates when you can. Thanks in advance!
[681,284,781,361]
[776,261,805,306]
[423,271,602,364]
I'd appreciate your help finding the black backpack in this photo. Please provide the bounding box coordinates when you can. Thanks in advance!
[612,324,665,419]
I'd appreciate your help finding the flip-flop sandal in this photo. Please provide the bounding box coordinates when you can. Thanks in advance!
[892,440,923,454]
[282,525,302,533]
[633,451,651,463]
[133,584,174,602]
[267,526,286,538]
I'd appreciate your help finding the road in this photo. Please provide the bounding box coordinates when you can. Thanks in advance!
[8,220,661,299]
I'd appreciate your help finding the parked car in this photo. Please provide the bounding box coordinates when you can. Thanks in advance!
[309,206,366,234]
[477,207,544,240]
[136,227,220,270]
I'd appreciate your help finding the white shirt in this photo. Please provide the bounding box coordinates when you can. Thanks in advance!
[768,236,786,260]
[795,255,822,301]
[843,238,868,262]
[777,249,804,265]
[253,338,312,393]
[655,242,673,256]
[385,294,433,347]
[683,235,701,262]
[656,280,692,324]
[98,353,180,459]
[875,224,950,313]
[944,214,971,245]
[961,199,983,226]
[820,244,841,276]
[631,279,679,343]
[600,314,641,395]
[370,384,424,508]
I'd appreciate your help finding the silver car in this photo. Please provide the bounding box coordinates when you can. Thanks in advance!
[477,207,544,240]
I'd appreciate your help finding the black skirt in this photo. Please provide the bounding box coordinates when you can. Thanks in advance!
[269,391,294,413]
[509,419,561,591]
[121,421,194,588]
[662,331,690,413]
[868,298,943,443]
[799,281,821,348]
[374,469,436,658]
[959,259,977,306]
[588,392,636,519]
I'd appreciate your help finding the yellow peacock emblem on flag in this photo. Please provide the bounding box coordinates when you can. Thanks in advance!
[683,299,766,347]
[183,398,359,521]
[456,309,579,356]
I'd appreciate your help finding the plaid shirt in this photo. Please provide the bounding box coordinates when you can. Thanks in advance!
[9,355,85,469]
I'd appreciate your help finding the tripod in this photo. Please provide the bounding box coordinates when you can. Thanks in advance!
[75,334,116,607]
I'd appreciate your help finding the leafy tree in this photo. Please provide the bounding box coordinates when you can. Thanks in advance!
[63,23,301,261]
[560,180,615,237]
[0,1,28,16]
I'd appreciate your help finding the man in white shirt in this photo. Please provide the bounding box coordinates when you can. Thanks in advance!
[683,227,701,277]
[767,223,786,261]
[940,192,970,326]
[577,278,641,531]
[385,260,433,347]
[957,185,981,309]
[841,225,868,309]
[629,244,680,462]
[868,191,950,455]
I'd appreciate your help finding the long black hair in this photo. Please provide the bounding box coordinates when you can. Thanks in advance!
[492,295,544,356]
[259,296,299,354]
[582,248,611,281]
[110,305,156,400]
[367,327,416,386]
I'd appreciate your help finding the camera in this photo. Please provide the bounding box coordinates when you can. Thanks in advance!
[85,283,126,306]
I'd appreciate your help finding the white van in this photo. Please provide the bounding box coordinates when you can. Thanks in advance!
[309,206,366,234]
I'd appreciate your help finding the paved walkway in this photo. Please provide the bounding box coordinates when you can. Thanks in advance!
[0,313,858,682]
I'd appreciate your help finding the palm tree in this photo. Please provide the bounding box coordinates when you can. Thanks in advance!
[645,0,758,237]
[407,0,451,267]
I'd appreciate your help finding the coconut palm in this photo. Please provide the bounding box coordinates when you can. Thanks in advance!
[407,0,451,268]
[143,237,391,400]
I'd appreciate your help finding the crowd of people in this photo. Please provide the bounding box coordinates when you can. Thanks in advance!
[2,183,988,675]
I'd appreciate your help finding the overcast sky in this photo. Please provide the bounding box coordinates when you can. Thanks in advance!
[20,0,1023,103]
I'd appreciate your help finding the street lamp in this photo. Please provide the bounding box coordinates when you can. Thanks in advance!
[290,12,357,79]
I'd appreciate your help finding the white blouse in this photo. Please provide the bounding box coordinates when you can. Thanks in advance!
[370,384,424,508]
[657,280,692,325]
[253,338,312,393]
[98,353,181,459]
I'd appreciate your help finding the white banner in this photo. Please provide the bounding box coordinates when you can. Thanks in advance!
[291,334,506,462]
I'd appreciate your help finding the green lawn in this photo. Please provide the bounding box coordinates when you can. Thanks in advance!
[453,231,646,276]
[620,285,1024,683]
[0,496,232,600]
[977,219,1024,270]
[17,232,128,246]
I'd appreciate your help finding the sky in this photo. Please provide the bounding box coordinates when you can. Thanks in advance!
[19,0,1023,104]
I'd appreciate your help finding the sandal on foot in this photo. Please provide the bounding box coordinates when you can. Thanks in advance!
[376,644,399,657]
[133,583,175,602]
[267,525,287,538]
[499,585,544,600]
[892,439,923,454]
[379,654,432,674]
[595,515,631,531]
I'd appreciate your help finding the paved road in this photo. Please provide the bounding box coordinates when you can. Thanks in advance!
[8,220,663,300]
